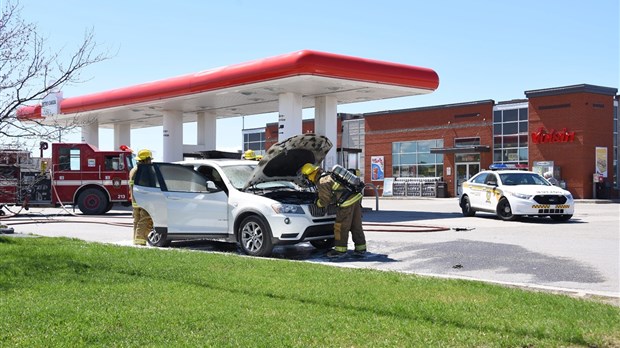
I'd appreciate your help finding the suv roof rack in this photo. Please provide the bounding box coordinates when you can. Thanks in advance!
[183,150,241,159]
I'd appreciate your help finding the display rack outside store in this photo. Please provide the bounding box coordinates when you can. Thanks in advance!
[390,177,442,197]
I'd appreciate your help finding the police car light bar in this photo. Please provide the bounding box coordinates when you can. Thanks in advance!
[489,163,529,170]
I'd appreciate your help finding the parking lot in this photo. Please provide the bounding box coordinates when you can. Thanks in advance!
[2,197,619,301]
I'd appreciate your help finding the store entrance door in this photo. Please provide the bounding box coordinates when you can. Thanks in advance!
[455,162,480,196]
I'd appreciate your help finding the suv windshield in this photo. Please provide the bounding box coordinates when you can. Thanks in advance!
[221,164,298,190]
[499,173,551,186]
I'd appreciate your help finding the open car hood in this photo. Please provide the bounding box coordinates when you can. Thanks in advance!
[243,133,333,190]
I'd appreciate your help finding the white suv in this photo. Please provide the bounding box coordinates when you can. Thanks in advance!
[132,134,337,256]
[459,169,574,221]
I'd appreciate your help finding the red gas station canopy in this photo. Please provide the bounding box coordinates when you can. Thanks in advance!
[17,50,439,129]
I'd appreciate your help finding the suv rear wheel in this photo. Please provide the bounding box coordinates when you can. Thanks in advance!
[147,229,170,247]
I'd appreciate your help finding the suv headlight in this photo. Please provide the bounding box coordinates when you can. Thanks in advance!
[271,203,305,214]
[509,192,532,200]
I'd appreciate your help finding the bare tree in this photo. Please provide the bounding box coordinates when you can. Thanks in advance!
[0,0,109,149]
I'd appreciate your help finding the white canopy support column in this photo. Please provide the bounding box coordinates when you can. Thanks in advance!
[197,111,216,150]
[81,121,99,147]
[278,92,302,142]
[163,110,183,162]
[315,95,338,169]
[113,123,131,151]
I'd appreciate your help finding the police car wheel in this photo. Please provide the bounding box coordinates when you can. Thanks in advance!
[238,215,273,257]
[496,198,517,221]
[460,195,476,217]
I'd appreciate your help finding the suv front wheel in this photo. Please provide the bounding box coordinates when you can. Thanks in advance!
[238,215,273,257]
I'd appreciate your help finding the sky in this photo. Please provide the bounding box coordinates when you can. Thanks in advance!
[14,0,620,160]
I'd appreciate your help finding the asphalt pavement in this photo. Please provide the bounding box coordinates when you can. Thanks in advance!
[2,197,619,303]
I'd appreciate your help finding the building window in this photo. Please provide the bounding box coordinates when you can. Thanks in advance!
[493,104,528,165]
[454,137,480,148]
[341,119,365,178]
[392,139,444,178]
[242,128,266,156]
[454,137,481,163]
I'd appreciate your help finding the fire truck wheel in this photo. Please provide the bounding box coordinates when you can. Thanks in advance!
[77,188,109,215]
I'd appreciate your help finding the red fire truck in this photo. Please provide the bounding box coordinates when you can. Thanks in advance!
[0,142,134,215]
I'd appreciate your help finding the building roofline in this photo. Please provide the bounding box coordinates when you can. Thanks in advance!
[525,84,618,98]
[496,98,528,105]
[362,99,495,117]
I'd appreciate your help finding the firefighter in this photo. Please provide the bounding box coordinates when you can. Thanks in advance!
[243,149,262,161]
[300,163,366,258]
[129,149,154,246]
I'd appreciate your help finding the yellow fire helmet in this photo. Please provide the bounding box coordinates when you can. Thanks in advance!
[301,163,320,182]
[244,149,256,160]
[137,149,152,161]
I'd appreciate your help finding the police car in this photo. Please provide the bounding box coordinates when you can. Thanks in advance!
[459,166,574,221]
[132,134,337,256]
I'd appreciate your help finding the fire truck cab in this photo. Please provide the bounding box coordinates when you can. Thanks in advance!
[0,143,134,215]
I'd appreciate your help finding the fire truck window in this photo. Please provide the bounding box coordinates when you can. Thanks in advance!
[69,149,81,170]
[58,148,70,170]
[126,156,136,171]
[105,156,120,170]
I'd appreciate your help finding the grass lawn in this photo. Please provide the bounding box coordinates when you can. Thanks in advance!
[1,236,619,347]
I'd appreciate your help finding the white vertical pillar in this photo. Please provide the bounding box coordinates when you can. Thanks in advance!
[197,111,217,150]
[278,92,303,141]
[81,121,99,147]
[113,123,131,150]
[315,96,338,169]
[163,110,183,162]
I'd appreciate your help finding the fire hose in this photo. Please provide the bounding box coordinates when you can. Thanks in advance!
[3,214,456,233]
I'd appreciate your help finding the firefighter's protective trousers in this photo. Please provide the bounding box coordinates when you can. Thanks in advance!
[129,165,153,245]
[132,207,152,245]
[316,173,366,253]
[333,202,366,252]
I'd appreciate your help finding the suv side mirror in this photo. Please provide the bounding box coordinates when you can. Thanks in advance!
[206,180,219,191]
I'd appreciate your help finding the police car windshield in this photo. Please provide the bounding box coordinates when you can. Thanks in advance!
[499,173,551,186]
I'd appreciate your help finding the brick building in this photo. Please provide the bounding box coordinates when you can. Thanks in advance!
[244,84,618,199]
